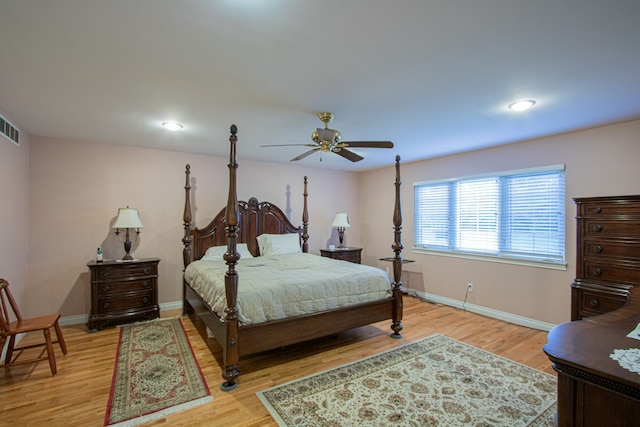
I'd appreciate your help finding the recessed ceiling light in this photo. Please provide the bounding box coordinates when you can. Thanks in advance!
[162,121,183,130]
[508,100,536,112]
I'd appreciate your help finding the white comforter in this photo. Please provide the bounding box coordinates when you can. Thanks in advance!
[184,253,392,325]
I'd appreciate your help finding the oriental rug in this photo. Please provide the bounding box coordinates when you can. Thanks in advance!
[257,334,556,426]
[104,318,213,427]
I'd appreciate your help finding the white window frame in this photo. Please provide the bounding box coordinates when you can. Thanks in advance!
[413,164,566,270]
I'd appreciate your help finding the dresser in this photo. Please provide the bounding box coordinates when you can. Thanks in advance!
[87,258,160,331]
[544,292,640,427]
[320,247,362,264]
[572,196,640,320]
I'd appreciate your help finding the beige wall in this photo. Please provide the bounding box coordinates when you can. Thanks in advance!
[26,137,360,319]
[0,110,30,316]
[8,118,640,326]
[361,118,640,325]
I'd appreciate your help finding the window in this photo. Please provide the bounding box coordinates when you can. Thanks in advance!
[414,165,565,266]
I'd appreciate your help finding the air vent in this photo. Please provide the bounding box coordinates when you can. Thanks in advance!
[0,114,20,146]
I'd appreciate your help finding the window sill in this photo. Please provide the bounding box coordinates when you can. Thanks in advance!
[411,248,567,271]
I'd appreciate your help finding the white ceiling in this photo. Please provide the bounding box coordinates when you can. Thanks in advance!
[1,1,639,171]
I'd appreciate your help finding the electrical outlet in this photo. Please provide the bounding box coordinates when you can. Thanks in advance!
[467,282,473,292]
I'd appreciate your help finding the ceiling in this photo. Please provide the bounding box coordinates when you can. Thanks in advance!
[1,1,639,172]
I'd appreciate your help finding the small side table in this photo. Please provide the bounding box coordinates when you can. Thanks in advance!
[320,247,362,264]
[87,258,160,331]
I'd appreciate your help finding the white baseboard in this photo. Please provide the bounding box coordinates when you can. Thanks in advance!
[59,295,555,332]
[59,314,87,327]
[59,300,185,326]
[161,301,183,311]
[405,288,556,332]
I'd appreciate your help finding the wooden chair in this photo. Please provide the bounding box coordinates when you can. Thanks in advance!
[0,278,67,375]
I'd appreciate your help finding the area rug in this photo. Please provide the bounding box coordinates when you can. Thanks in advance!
[257,334,556,426]
[104,318,213,427]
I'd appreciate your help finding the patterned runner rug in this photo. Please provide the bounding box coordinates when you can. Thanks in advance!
[104,318,212,427]
[257,334,556,426]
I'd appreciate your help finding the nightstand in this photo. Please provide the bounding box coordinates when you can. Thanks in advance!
[320,247,362,264]
[87,258,160,331]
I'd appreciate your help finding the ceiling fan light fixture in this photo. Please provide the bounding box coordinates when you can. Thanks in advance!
[162,121,184,130]
[508,100,536,112]
[333,130,341,143]
[264,112,392,163]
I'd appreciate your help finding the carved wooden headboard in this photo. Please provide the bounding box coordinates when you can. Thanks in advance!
[191,197,305,261]
[182,163,309,267]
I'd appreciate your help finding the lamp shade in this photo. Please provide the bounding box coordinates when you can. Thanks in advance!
[112,207,144,229]
[332,212,350,228]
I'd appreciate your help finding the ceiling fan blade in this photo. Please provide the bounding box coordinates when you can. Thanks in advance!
[291,148,321,161]
[262,144,317,147]
[342,141,394,148]
[334,148,364,162]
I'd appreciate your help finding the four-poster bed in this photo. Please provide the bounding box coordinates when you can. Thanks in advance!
[182,125,405,390]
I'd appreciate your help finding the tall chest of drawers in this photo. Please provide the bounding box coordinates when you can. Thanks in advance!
[87,258,160,331]
[572,196,640,320]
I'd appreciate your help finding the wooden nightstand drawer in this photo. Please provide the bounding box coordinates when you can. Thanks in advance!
[320,247,362,264]
[92,263,157,281]
[97,279,154,296]
[96,291,155,313]
[87,258,160,331]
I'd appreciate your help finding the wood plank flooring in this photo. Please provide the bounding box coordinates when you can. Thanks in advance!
[0,296,556,426]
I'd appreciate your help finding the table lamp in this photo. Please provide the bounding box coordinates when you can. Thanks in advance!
[113,206,144,261]
[332,212,350,248]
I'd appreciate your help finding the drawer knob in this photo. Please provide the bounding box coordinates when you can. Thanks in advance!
[593,224,602,232]
[102,302,110,309]
[593,246,602,253]
[144,268,151,274]
[593,267,602,275]
[142,280,150,288]
[590,299,599,307]
[143,297,150,305]
[102,271,110,277]
[594,207,601,213]
[102,285,110,292]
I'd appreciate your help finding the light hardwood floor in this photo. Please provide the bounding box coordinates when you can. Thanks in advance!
[0,296,556,426]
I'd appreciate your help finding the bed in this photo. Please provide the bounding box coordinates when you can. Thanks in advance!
[182,124,404,391]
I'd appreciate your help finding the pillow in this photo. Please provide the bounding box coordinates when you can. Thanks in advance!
[256,233,302,256]
[201,243,254,261]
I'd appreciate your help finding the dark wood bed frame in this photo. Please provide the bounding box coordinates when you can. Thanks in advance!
[182,124,404,391]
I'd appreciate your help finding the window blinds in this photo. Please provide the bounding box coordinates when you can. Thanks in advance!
[414,166,565,264]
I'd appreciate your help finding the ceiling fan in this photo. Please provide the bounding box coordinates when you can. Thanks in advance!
[262,112,394,162]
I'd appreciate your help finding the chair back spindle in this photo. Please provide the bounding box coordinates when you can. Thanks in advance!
[1,279,22,327]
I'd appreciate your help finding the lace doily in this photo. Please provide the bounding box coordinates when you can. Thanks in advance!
[610,348,640,374]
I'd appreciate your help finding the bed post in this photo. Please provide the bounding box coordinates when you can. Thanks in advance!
[182,164,193,316]
[221,125,240,391]
[302,176,309,253]
[391,155,404,338]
